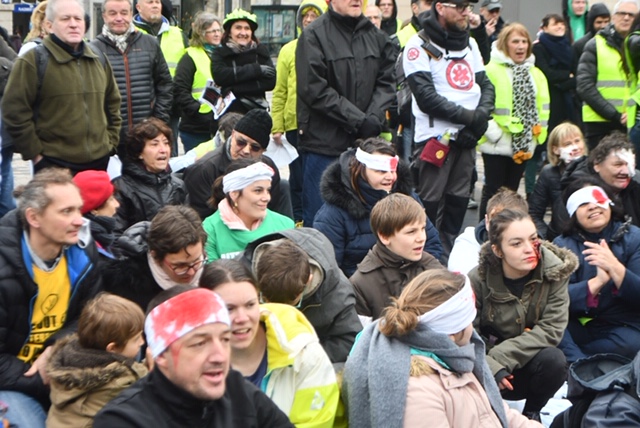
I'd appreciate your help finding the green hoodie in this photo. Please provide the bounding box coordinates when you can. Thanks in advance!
[271,0,326,134]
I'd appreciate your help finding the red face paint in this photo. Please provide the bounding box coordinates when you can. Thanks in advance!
[592,188,608,204]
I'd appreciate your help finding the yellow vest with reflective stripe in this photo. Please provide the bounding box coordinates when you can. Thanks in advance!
[138,25,186,77]
[396,23,417,48]
[485,62,550,145]
[583,34,633,123]
[626,31,639,129]
[186,47,213,114]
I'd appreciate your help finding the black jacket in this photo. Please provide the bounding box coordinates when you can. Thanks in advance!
[529,163,568,241]
[94,367,293,428]
[577,24,629,124]
[182,142,283,220]
[0,211,101,404]
[113,161,187,234]
[90,32,173,141]
[240,228,362,363]
[102,221,162,311]
[572,2,611,68]
[296,8,396,156]
[174,50,214,135]
[210,43,275,114]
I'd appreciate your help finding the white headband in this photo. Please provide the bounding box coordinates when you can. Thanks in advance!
[223,162,274,194]
[418,275,476,335]
[566,185,613,218]
[355,148,399,172]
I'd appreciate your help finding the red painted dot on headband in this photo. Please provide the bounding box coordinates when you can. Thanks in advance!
[592,188,608,205]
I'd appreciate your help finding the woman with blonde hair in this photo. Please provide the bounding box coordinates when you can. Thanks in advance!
[19,1,48,55]
[343,269,542,428]
[529,122,587,240]
[479,23,550,218]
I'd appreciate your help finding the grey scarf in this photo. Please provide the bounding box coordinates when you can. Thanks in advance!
[225,39,257,53]
[102,23,135,52]
[343,321,508,428]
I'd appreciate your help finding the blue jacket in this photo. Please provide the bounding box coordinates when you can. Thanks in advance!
[553,220,640,330]
[313,149,443,277]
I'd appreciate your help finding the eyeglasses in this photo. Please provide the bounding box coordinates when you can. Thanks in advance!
[205,29,222,34]
[440,2,473,13]
[234,136,263,153]
[163,254,207,276]
[615,11,636,18]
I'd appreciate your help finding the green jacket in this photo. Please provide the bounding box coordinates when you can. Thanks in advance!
[2,37,121,163]
[468,241,577,376]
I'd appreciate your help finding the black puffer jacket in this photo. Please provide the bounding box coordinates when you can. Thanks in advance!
[102,222,162,311]
[90,32,173,141]
[296,8,395,156]
[577,23,630,124]
[0,211,101,404]
[529,163,568,241]
[182,142,283,220]
[210,43,275,114]
[94,367,293,428]
[112,161,187,234]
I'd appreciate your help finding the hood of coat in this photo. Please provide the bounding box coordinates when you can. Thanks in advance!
[243,227,351,300]
[296,0,326,30]
[586,2,610,34]
[489,40,535,66]
[477,239,578,282]
[319,149,414,219]
[47,335,147,404]
[111,220,150,258]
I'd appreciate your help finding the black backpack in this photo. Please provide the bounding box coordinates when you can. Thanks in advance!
[550,353,640,428]
[395,29,438,116]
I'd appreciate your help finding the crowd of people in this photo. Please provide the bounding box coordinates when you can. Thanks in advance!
[1,0,640,426]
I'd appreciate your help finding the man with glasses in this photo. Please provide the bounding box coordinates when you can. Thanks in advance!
[103,205,208,312]
[577,0,638,150]
[241,228,362,364]
[479,0,504,43]
[183,109,292,220]
[403,0,495,263]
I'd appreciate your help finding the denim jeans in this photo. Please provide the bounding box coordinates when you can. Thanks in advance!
[301,152,337,227]
[0,391,46,428]
[0,146,16,217]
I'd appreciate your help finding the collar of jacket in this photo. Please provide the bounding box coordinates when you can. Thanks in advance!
[122,161,174,186]
[44,35,98,64]
[328,6,372,32]
[148,367,218,418]
[357,242,431,272]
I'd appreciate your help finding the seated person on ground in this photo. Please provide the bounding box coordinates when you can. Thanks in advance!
[553,177,640,363]
[469,209,578,421]
[200,260,339,427]
[94,287,293,427]
[449,188,528,274]
[46,293,148,427]
[241,227,362,364]
[343,269,543,428]
[203,159,294,261]
[350,193,443,323]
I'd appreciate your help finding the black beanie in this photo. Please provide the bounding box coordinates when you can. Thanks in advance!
[233,109,272,149]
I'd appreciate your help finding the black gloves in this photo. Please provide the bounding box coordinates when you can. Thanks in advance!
[358,115,382,138]
[259,65,276,79]
[469,110,489,139]
[451,127,479,149]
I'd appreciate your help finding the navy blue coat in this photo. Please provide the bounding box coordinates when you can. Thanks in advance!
[553,221,640,330]
[313,149,443,277]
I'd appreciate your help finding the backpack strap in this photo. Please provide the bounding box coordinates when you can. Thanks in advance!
[416,30,443,61]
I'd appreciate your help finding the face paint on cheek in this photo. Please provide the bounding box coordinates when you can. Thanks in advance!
[530,240,541,268]
[614,149,636,178]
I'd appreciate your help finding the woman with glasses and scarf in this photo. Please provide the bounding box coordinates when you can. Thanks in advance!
[211,9,276,115]
[199,259,340,427]
[174,12,223,152]
[203,159,294,261]
[478,23,550,218]
[343,269,543,428]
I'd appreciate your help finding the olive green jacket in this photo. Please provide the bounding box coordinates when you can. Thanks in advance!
[468,241,578,376]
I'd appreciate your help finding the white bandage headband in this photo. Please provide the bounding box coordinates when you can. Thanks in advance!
[355,148,399,172]
[418,275,477,335]
[145,288,231,359]
[613,149,636,178]
[566,185,613,218]
[223,162,274,194]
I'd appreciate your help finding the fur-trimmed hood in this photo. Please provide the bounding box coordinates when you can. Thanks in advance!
[47,335,147,396]
[477,239,578,282]
[319,149,414,220]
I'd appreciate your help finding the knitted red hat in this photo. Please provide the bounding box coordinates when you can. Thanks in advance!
[73,170,114,214]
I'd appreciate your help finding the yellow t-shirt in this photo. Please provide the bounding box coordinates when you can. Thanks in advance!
[17,256,71,364]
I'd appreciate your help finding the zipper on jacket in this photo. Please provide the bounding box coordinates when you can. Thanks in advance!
[123,52,134,130]
[80,59,92,162]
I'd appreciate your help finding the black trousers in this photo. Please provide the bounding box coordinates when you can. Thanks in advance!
[480,153,526,220]
[500,346,567,413]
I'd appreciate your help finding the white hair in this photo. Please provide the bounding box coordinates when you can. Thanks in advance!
[613,0,639,14]
[45,0,85,20]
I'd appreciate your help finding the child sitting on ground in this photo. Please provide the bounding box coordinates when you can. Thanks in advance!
[349,193,443,324]
[46,293,148,428]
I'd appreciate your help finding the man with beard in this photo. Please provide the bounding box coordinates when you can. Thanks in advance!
[91,0,172,153]
[403,0,494,262]
[94,287,293,427]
